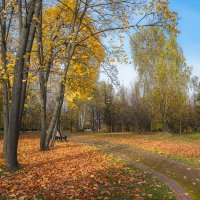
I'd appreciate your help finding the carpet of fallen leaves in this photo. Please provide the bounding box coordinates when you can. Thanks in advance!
[0,134,174,200]
[80,133,200,165]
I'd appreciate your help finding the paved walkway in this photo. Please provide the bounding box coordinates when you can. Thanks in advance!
[71,138,200,200]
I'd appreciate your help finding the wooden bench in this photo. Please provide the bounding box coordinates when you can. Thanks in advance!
[55,131,68,141]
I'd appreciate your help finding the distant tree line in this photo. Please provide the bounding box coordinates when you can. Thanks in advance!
[1,76,199,134]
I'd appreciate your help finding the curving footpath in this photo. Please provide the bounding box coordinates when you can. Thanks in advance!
[111,152,191,200]
[71,138,200,200]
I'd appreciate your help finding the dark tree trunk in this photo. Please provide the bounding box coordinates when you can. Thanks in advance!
[98,111,101,131]
[19,20,39,129]
[179,117,182,134]
[91,107,95,132]
[6,0,39,171]
[70,121,73,133]
[35,4,50,151]
[39,81,47,151]
[0,13,9,157]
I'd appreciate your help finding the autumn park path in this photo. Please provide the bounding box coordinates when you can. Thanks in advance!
[71,137,200,200]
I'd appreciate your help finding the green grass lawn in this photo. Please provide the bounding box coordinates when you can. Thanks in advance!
[97,162,176,200]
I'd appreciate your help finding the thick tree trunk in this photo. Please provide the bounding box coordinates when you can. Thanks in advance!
[38,58,54,150]
[2,84,9,157]
[19,20,39,129]
[39,81,47,151]
[36,4,55,151]
[1,31,9,158]
[0,0,11,158]
[6,0,38,171]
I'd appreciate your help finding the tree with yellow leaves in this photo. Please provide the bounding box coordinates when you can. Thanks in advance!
[0,0,178,170]
[33,0,106,150]
[0,0,42,171]
[131,27,191,132]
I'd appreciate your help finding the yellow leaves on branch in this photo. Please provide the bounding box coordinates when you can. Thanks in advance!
[64,33,104,107]
[26,0,106,109]
[27,72,38,84]
[81,55,89,60]
[32,15,41,24]
[0,52,15,85]
[66,63,98,107]
[39,2,106,107]
[146,0,177,33]
[110,58,115,62]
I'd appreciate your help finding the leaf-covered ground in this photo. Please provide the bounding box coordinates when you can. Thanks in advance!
[74,132,200,165]
[0,134,175,200]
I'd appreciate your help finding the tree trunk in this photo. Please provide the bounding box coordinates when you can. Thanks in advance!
[162,99,168,132]
[1,26,9,158]
[70,121,73,133]
[98,111,101,131]
[40,1,86,149]
[121,120,124,132]
[179,117,182,134]
[44,83,65,149]
[39,83,47,151]
[79,105,86,131]
[49,118,60,148]
[91,107,95,132]
[6,0,38,171]
[43,50,74,149]
[19,19,39,129]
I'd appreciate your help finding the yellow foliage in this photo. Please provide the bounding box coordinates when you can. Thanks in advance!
[35,0,106,108]
[110,58,115,62]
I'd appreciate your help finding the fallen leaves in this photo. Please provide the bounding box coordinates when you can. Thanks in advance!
[0,133,174,200]
[78,133,200,165]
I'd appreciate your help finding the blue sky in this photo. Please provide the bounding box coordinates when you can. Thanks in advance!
[101,0,200,88]
[171,0,200,76]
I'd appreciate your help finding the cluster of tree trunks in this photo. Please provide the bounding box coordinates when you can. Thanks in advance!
[1,0,42,171]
